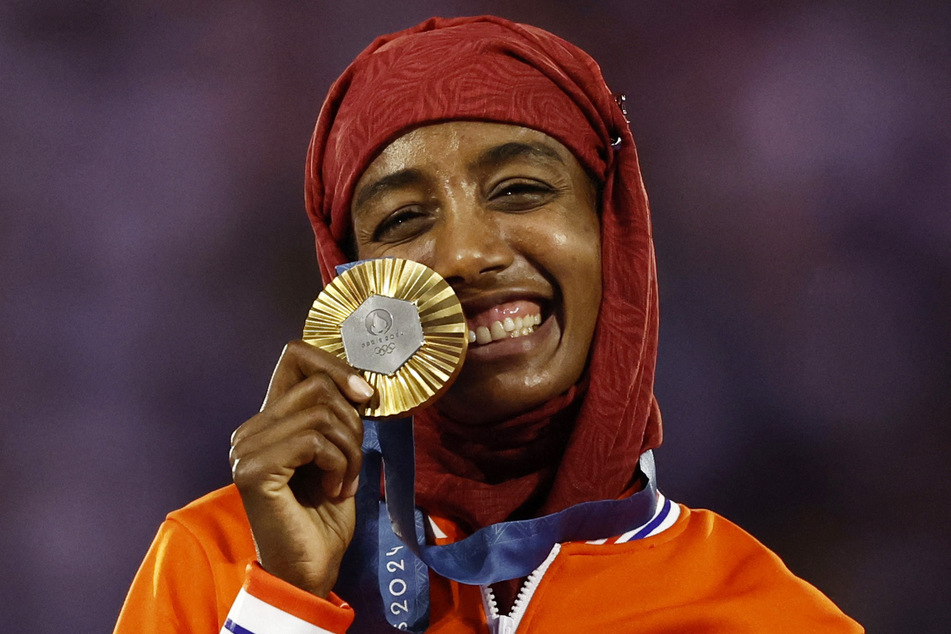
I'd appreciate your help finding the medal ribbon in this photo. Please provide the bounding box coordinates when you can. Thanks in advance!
[376,417,659,584]
[339,419,660,632]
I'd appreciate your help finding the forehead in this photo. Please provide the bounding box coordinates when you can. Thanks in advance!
[360,122,574,178]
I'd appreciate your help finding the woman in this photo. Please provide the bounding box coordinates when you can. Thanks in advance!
[115,16,862,633]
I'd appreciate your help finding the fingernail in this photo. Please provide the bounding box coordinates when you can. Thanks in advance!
[348,374,374,399]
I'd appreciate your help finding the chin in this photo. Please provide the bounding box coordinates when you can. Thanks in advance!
[434,370,565,425]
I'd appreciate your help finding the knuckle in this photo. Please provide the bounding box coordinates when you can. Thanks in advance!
[345,406,363,433]
[308,402,332,418]
[304,372,337,399]
[305,428,327,452]
[231,452,272,489]
[230,421,251,446]
[285,339,308,356]
[307,430,343,467]
[231,455,253,486]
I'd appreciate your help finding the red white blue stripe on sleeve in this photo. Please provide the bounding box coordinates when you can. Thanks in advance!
[220,588,337,634]
[585,493,679,545]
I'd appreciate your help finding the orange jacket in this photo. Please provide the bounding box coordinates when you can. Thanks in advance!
[115,485,862,633]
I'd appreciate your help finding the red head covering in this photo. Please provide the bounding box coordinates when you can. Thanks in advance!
[305,16,662,532]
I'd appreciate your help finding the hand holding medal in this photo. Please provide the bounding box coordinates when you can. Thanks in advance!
[229,258,466,602]
[302,258,468,631]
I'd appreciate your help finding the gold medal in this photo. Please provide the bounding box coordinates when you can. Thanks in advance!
[303,258,468,418]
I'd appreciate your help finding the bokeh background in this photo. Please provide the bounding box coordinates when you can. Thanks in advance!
[2,0,949,631]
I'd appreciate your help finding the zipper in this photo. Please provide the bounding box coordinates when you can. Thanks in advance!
[481,544,562,634]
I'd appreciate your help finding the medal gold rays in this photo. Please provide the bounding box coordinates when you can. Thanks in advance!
[303,258,468,418]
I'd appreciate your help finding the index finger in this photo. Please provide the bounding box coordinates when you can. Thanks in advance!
[262,340,374,411]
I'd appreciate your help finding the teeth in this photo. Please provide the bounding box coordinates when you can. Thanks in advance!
[490,321,506,340]
[467,313,542,346]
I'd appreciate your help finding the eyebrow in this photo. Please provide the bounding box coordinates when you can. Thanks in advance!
[351,141,567,212]
[473,142,566,171]
[352,168,425,213]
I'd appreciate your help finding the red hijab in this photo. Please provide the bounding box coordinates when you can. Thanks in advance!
[305,16,662,534]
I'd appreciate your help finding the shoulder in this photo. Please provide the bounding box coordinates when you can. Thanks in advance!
[116,486,257,631]
[169,483,247,524]
[668,505,823,586]
[673,506,863,629]
[562,502,790,568]
[671,504,788,559]
[621,504,824,592]
[163,484,255,565]
[550,504,863,631]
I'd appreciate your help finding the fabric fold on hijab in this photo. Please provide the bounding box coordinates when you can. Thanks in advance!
[304,15,662,534]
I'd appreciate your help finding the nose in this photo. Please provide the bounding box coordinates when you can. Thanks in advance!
[431,203,514,287]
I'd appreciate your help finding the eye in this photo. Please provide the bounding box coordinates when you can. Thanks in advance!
[488,179,556,211]
[372,206,432,243]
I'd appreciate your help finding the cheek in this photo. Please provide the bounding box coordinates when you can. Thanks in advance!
[523,210,601,297]
[564,222,603,335]
[562,221,602,290]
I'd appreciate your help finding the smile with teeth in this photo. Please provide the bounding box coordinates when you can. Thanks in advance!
[467,313,543,345]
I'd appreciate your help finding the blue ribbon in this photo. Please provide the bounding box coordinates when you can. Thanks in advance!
[376,417,659,584]
[339,418,660,633]
[336,421,430,633]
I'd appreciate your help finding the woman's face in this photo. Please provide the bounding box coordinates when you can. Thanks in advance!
[351,122,601,424]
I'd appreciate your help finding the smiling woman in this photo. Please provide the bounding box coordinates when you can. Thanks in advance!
[352,122,601,425]
[114,15,863,634]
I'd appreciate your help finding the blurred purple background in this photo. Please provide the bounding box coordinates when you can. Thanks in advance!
[2,0,948,631]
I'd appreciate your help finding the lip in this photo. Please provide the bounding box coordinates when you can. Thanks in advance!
[457,288,551,318]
